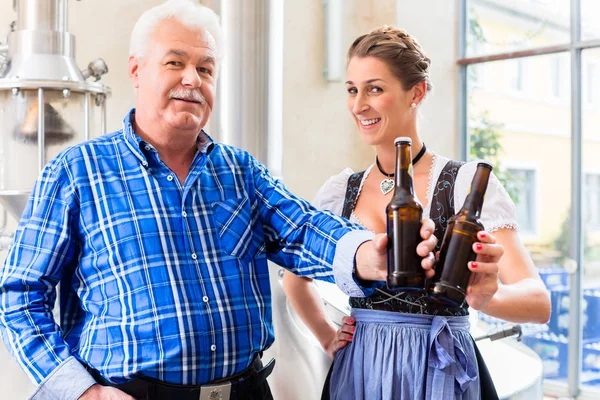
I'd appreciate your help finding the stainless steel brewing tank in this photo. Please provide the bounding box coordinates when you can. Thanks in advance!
[0,84,107,219]
[0,0,110,220]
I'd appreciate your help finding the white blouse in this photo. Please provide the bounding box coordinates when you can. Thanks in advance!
[312,153,518,232]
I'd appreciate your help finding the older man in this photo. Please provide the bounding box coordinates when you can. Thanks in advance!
[0,1,437,399]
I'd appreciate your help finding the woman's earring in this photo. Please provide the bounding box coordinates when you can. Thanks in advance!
[410,102,417,109]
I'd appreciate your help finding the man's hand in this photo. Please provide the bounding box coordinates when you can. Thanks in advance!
[355,219,437,281]
[78,384,136,400]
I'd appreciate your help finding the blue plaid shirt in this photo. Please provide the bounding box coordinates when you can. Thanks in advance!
[0,109,373,399]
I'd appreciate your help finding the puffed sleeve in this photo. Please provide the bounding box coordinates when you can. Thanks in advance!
[312,168,354,216]
[454,161,519,232]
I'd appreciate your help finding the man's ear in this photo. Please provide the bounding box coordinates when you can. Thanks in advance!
[128,55,141,88]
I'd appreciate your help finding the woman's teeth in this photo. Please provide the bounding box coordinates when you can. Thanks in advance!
[360,118,381,126]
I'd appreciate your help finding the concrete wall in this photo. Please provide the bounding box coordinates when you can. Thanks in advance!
[0,1,459,398]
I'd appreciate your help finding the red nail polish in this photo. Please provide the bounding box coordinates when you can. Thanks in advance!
[476,243,483,250]
[471,262,478,268]
[480,232,486,239]
[349,335,354,341]
[349,318,355,324]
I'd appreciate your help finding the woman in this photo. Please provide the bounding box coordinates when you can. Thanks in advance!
[282,26,551,400]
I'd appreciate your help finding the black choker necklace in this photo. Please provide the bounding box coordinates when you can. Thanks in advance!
[376,142,426,194]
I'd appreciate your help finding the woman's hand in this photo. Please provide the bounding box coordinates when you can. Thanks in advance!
[465,231,504,310]
[321,316,356,359]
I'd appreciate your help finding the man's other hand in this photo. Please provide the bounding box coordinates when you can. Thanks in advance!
[79,384,136,400]
[355,218,437,281]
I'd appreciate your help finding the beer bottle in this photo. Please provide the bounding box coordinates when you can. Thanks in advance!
[386,137,424,291]
[428,162,493,307]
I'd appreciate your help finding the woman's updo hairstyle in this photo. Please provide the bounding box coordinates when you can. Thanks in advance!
[347,25,433,94]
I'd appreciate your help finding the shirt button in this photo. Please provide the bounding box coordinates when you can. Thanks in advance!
[167,175,174,181]
[142,161,148,167]
[182,211,187,217]
[191,253,198,260]
[202,296,209,303]
[211,344,216,351]
[144,145,151,151]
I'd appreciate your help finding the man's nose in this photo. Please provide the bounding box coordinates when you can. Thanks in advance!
[182,66,202,88]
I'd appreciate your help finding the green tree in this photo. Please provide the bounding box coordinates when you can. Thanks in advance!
[553,211,593,265]
[469,111,522,204]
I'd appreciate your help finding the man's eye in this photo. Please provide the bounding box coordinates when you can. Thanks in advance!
[198,67,213,75]
[167,61,180,66]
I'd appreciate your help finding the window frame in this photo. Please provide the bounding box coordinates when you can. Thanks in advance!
[458,0,600,397]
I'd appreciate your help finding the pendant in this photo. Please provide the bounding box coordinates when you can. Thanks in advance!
[380,178,394,195]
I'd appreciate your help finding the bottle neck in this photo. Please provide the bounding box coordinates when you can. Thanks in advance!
[461,165,492,218]
[393,143,415,196]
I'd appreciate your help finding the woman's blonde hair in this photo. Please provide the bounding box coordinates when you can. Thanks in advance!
[348,25,433,94]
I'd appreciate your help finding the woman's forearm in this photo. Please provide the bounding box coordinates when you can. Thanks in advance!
[480,278,551,324]
[281,271,337,348]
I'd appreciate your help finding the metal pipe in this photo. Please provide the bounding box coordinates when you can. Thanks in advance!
[0,45,8,77]
[0,233,13,251]
[0,207,6,233]
[84,91,90,141]
[266,0,283,178]
[568,0,583,396]
[37,88,45,171]
[6,0,79,81]
[16,0,67,32]
[220,0,270,166]
[457,0,468,161]
[100,97,106,135]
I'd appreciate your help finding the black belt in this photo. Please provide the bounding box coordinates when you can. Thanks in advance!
[86,355,275,400]
[349,290,467,316]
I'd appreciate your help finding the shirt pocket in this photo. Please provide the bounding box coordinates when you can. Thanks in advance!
[212,196,265,262]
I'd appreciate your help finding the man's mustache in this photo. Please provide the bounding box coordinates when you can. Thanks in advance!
[168,88,205,104]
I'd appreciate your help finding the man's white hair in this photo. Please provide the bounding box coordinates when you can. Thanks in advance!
[129,0,224,62]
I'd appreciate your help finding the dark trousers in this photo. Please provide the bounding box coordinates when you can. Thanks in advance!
[114,379,273,400]
[87,355,274,400]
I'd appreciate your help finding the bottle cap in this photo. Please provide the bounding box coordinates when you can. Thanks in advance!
[394,137,412,145]
[477,161,493,171]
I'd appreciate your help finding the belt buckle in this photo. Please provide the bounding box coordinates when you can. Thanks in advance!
[199,381,232,400]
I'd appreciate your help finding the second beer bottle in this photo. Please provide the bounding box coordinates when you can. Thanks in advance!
[386,137,424,291]
[428,161,493,307]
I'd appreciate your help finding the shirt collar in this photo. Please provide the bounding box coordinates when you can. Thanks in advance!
[122,108,215,166]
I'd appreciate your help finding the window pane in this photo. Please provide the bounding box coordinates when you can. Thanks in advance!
[507,168,537,234]
[582,0,600,40]
[467,53,572,385]
[466,0,570,57]
[582,48,600,393]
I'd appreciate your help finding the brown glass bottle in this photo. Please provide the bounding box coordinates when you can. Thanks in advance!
[386,137,424,291]
[428,162,493,307]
